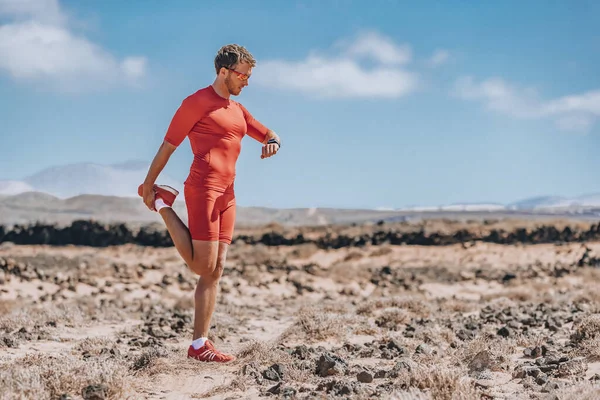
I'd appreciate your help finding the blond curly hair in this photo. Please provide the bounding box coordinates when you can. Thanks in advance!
[214,44,256,74]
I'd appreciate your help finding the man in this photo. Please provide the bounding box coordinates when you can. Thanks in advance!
[138,44,281,362]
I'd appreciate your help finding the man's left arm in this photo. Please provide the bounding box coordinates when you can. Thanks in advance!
[260,129,281,159]
[239,104,281,159]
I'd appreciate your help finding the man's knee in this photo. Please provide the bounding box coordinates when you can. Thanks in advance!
[211,254,226,280]
[188,253,225,278]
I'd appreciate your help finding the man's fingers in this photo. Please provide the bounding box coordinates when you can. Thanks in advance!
[260,143,280,159]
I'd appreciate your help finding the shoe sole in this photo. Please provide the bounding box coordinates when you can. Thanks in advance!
[156,185,179,196]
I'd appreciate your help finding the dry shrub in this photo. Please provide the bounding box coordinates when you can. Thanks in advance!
[370,246,393,257]
[551,381,600,400]
[173,295,194,311]
[357,296,432,318]
[451,334,517,373]
[343,251,364,261]
[196,375,247,399]
[438,299,479,314]
[278,306,356,342]
[571,337,600,362]
[236,340,293,367]
[72,337,117,356]
[0,298,127,335]
[0,302,85,333]
[515,331,547,348]
[0,299,19,315]
[288,243,319,259]
[229,243,274,265]
[571,315,600,344]
[394,364,480,400]
[375,309,412,330]
[130,346,171,375]
[0,353,129,400]
[389,388,433,400]
[228,340,311,387]
[416,325,457,348]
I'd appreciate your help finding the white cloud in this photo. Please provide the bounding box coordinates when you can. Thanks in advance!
[427,49,449,67]
[454,76,599,133]
[0,0,147,91]
[338,31,412,66]
[253,31,418,99]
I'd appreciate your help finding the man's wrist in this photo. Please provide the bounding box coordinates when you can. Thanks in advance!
[267,137,281,148]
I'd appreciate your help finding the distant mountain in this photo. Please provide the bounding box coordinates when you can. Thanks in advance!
[0,160,182,199]
[1,161,600,215]
[0,180,35,196]
[508,194,600,211]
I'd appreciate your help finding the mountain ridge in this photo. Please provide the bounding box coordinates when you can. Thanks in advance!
[2,161,600,212]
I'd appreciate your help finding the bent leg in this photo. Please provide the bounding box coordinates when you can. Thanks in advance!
[158,185,220,268]
[157,207,194,265]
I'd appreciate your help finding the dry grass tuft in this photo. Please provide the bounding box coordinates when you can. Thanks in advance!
[571,314,600,346]
[0,302,85,333]
[278,306,357,342]
[551,381,600,400]
[481,288,534,302]
[287,243,320,259]
[72,337,117,355]
[130,346,171,375]
[438,299,479,314]
[571,337,600,362]
[0,299,19,314]
[451,334,517,373]
[196,375,248,399]
[394,364,480,400]
[375,309,412,330]
[357,296,432,318]
[0,353,129,400]
[370,246,393,257]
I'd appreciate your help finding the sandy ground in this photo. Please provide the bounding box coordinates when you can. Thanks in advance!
[1,232,600,399]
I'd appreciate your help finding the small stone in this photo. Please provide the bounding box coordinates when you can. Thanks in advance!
[357,371,373,383]
[415,343,432,355]
[292,345,310,360]
[315,353,347,377]
[523,346,543,358]
[468,350,493,375]
[497,326,511,337]
[374,370,387,379]
[81,384,108,400]
[536,373,549,385]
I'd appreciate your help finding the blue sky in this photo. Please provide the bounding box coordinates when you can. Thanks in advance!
[1,0,599,209]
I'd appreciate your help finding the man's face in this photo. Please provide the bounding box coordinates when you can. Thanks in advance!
[224,62,252,96]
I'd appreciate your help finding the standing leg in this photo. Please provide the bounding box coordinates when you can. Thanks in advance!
[193,241,228,340]
[186,190,236,362]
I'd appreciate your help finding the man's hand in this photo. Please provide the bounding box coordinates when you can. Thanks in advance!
[142,183,156,211]
[261,131,281,159]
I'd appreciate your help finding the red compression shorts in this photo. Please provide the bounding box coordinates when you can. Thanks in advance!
[184,185,236,244]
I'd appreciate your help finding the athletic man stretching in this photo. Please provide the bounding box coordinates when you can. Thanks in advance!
[138,44,281,362]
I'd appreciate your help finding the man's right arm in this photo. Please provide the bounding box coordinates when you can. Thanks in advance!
[141,140,177,210]
[140,94,200,210]
[143,140,177,188]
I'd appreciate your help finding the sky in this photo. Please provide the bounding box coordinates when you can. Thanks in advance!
[0,0,599,209]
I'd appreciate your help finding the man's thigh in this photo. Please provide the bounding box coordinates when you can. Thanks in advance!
[218,192,236,245]
[185,185,221,242]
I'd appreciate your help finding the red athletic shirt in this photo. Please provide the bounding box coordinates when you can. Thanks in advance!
[164,85,269,192]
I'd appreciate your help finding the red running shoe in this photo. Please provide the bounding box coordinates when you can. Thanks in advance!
[137,184,179,207]
[187,340,236,363]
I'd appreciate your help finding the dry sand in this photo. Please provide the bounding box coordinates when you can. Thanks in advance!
[1,222,600,399]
